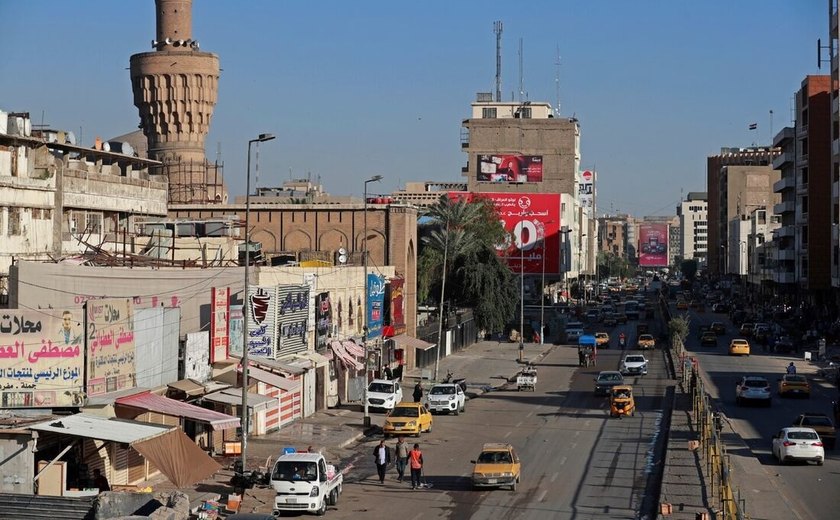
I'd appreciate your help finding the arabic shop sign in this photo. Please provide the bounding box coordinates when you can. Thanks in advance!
[0,309,85,408]
[277,285,309,358]
[367,274,385,340]
[247,286,277,359]
[86,298,136,397]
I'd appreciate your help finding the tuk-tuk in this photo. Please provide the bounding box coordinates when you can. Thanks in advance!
[578,335,598,367]
[609,385,635,418]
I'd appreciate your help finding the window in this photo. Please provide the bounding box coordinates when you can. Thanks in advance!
[8,208,20,235]
[482,107,497,119]
[85,212,102,234]
[801,196,808,214]
[801,167,808,185]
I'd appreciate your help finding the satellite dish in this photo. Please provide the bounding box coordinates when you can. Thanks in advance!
[337,248,348,264]
[338,247,347,255]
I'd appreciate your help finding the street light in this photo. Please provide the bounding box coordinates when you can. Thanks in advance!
[540,220,555,345]
[241,132,275,474]
[518,212,530,362]
[434,218,450,382]
[362,174,382,428]
[579,232,587,304]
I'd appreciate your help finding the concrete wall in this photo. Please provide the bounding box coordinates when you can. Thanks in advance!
[0,432,35,494]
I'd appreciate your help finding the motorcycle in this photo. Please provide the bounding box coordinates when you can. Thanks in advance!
[443,370,468,393]
[230,460,267,490]
[618,336,626,349]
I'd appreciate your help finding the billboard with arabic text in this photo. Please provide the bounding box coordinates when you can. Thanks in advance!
[86,298,136,397]
[0,309,84,407]
[367,274,385,340]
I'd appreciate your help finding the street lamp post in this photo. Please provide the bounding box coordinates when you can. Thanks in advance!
[362,174,382,428]
[240,133,275,474]
[519,213,529,362]
[579,233,587,304]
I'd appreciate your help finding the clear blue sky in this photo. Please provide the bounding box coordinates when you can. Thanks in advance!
[0,1,826,216]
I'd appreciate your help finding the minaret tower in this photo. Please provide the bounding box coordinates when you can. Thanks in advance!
[130,0,221,203]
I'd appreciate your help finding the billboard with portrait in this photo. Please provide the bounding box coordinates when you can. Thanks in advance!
[639,223,669,267]
[449,192,562,274]
[477,154,543,183]
[315,292,332,352]
[0,309,85,407]
[86,298,136,396]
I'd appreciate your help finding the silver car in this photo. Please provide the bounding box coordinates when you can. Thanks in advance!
[620,354,648,376]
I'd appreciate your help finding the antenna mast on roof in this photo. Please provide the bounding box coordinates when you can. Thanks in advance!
[518,38,524,102]
[494,21,503,102]
[554,45,561,116]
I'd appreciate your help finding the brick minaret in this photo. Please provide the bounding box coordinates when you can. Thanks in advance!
[130,0,221,203]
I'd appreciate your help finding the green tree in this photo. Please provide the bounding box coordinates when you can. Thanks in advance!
[418,195,517,333]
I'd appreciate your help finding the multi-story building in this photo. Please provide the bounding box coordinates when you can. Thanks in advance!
[707,148,781,277]
[390,181,468,207]
[746,208,781,294]
[830,0,840,295]
[677,192,708,265]
[707,147,780,277]
[772,75,832,302]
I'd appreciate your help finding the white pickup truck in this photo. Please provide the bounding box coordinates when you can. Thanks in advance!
[271,452,343,516]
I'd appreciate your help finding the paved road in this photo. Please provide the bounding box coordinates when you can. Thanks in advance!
[324,327,670,519]
[679,306,840,520]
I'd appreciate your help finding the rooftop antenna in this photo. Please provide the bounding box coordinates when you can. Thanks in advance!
[554,45,561,116]
[518,37,524,103]
[494,21,503,102]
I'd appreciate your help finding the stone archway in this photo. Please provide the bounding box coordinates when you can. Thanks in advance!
[284,229,312,252]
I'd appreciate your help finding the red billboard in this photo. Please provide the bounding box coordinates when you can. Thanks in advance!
[477,154,543,183]
[639,223,669,267]
[449,192,561,274]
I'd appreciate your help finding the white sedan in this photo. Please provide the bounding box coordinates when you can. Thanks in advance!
[620,354,648,376]
[772,427,825,466]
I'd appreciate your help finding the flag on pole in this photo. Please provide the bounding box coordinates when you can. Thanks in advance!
[748,123,757,130]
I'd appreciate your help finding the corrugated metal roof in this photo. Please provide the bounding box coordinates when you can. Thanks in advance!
[246,366,301,393]
[28,413,172,444]
[116,392,240,430]
[202,388,276,409]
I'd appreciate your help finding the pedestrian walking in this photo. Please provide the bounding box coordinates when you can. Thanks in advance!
[408,443,424,490]
[787,362,796,375]
[413,381,423,403]
[394,436,409,482]
[372,439,391,484]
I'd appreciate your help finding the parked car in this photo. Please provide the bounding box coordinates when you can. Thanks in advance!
[594,371,625,396]
[366,379,403,412]
[620,354,648,376]
[710,322,726,335]
[565,324,585,342]
[426,383,466,415]
[729,339,750,356]
[470,443,521,491]
[777,374,811,398]
[735,376,771,406]
[792,413,836,449]
[383,402,433,437]
[739,323,755,337]
[771,427,825,465]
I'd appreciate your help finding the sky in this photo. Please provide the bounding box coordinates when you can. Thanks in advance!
[0,1,827,217]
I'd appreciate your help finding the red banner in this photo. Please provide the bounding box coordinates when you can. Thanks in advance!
[477,154,543,183]
[639,223,669,267]
[210,287,230,363]
[389,278,406,336]
[449,192,561,274]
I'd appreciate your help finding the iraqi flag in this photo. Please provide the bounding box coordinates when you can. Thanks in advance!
[748,123,757,130]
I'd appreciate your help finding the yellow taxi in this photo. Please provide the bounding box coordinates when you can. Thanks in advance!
[637,334,656,350]
[595,332,610,347]
[728,339,750,356]
[471,443,521,491]
[777,374,811,398]
[383,402,432,437]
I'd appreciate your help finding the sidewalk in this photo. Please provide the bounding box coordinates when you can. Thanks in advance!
[152,340,554,516]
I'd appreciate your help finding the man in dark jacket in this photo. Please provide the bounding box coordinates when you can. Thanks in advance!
[373,439,391,484]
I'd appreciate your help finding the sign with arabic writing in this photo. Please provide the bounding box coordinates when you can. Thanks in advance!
[449,192,562,274]
[86,298,136,396]
[277,285,310,358]
[367,274,385,340]
[315,292,332,352]
[229,305,244,358]
[0,309,85,407]
[247,286,277,359]
[210,287,230,363]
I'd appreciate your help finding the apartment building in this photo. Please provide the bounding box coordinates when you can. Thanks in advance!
[677,192,708,264]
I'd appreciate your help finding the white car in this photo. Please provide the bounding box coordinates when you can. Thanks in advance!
[735,376,771,406]
[620,354,648,376]
[426,383,466,415]
[367,379,403,411]
[772,427,825,465]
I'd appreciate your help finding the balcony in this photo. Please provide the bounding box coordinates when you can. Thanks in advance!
[773,176,795,193]
[773,201,795,215]
[773,127,795,147]
[834,180,839,199]
[775,225,795,238]
[777,249,795,261]
[772,151,795,170]
[775,271,796,284]
[834,139,840,157]
[796,181,809,195]
[797,124,809,137]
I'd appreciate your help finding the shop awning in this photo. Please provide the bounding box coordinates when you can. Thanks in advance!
[245,366,301,393]
[28,413,221,489]
[85,387,149,407]
[329,340,364,370]
[116,392,241,430]
[202,388,277,411]
[167,379,206,397]
[342,340,365,357]
[392,334,436,351]
[292,350,331,367]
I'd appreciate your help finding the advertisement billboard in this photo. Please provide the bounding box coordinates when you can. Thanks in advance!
[367,274,386,340]
[87,298,136,396]
[315,292,332,352]
[388,278,406,337]
[579,170,595,214]
[639,223,669,267]
[449,192,562,274]
[0,309,85,407]
[477,154,543,183]
[247,286,277,359]
[277,285,309,358]
[229,305,244,358]
[210,287,230,363]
